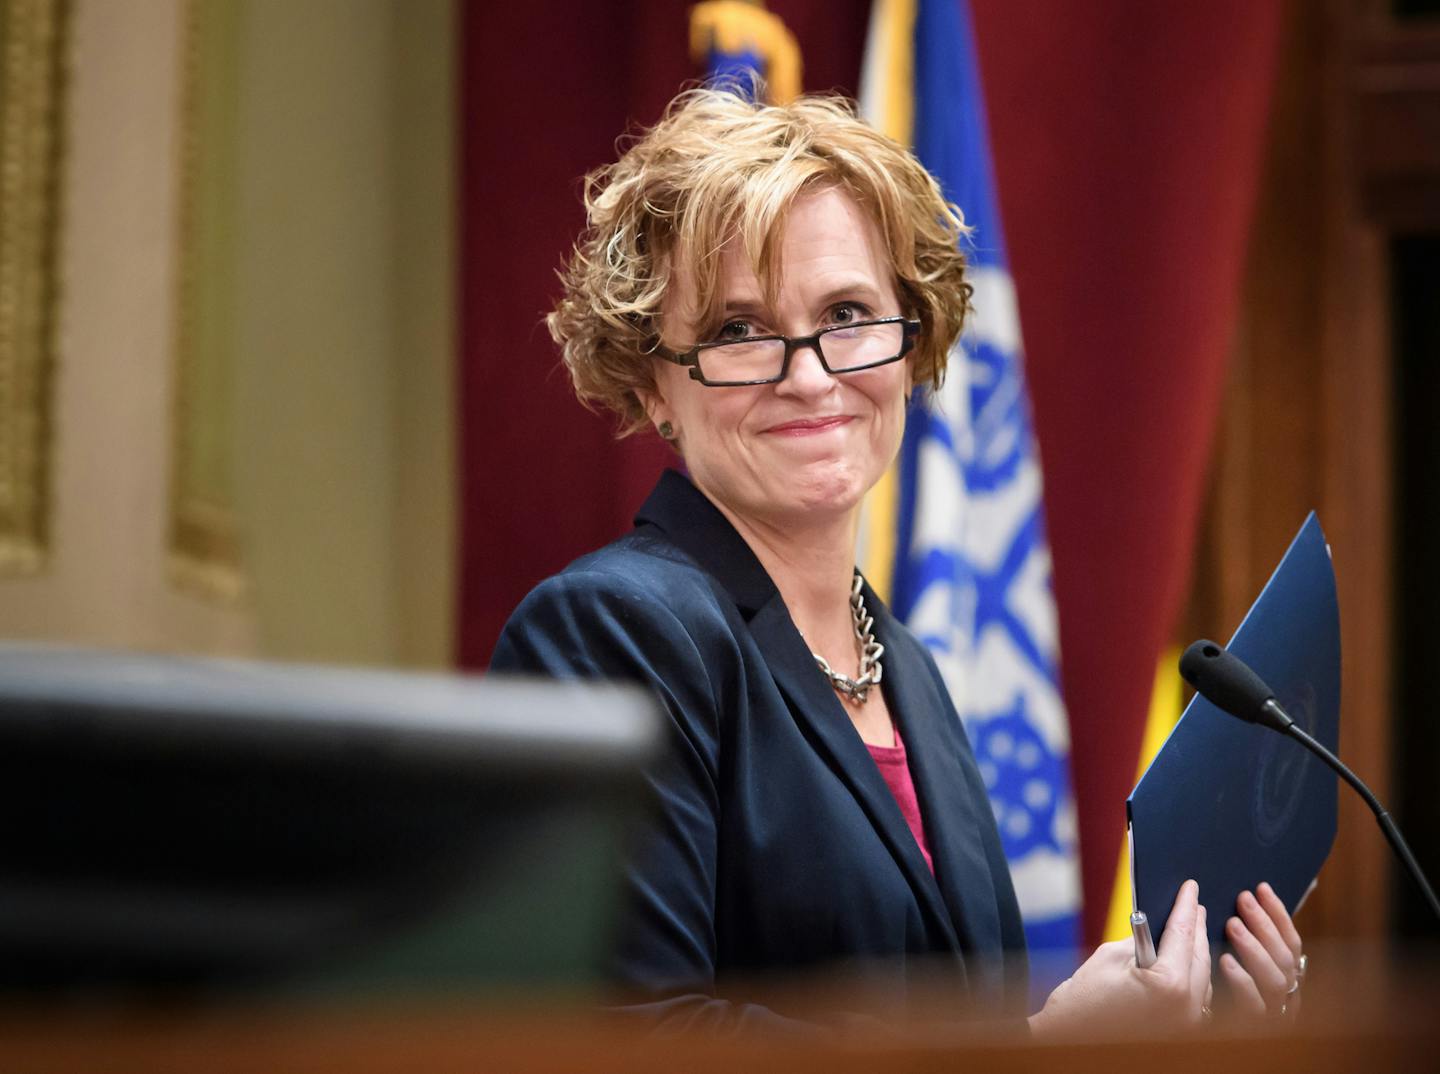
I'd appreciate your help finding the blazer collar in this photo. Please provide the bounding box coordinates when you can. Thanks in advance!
[633,469,776,617]
[634,470,967,956]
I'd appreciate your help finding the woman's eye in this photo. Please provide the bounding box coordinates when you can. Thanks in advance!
[716,320,753,341]
[828,302,870,325]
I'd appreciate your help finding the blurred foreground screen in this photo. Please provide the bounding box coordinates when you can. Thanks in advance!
[0,645,659,999]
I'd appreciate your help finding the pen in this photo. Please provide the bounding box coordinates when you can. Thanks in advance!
[1126,820,1157,967]
[1131,909,1157,968]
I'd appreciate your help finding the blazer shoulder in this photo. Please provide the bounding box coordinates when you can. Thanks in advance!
[490,530,742,701]
[540,530,736,629]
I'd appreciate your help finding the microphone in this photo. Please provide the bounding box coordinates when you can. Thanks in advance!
[1178,640,1294,733]
[1179,639,1440,923]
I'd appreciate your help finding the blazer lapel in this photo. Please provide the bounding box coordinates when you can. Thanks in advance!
[747,595,963,955]
[872,589,1003,958]
[635,472,963,953]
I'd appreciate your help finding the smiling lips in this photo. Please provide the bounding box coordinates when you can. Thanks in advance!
[763,415,854,437]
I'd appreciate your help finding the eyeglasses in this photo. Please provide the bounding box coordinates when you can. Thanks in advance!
[654,316,921,387]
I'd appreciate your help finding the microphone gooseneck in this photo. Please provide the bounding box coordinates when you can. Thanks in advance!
[1179,640,1440,924]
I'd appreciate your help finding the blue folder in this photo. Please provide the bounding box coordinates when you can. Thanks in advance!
[1128,513,1340,946]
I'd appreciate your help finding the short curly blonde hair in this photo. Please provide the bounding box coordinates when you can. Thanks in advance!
[547,87,973,435]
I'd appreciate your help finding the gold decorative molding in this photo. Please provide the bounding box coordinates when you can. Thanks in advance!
[169,0,245,602]
[0,0,67,575]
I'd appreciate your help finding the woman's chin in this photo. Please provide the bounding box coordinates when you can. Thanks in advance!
[699,457,883,531]
[772,466,870,520]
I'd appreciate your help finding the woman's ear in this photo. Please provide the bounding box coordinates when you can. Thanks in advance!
[635,386,674,440]
[635,385,662,422]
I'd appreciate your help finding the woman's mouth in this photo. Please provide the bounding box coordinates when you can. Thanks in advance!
[763,415,854,437]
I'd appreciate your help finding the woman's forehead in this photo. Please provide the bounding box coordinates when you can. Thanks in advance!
[664,188,896,323]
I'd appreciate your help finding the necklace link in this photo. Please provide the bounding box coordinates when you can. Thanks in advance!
[812,572,885,704]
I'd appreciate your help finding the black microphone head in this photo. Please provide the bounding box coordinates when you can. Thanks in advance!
[1179,639,1277,724]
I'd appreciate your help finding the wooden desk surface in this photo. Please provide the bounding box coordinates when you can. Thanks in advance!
[3,945,1437,1073]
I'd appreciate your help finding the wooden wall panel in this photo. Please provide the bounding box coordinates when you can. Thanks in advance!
[1192,0,1397,940]
[170,0,246,602]
[1354,20,1440,230]
[0,0,66,576]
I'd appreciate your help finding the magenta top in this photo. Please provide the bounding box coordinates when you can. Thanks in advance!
[866,725,935,876]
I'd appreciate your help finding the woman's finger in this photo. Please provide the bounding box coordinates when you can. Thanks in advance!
[1156,879,1201,971]
[1219,951,1267,1018]
[1237,889,1296,984]
[1226,914,1290,1009]
[1188,903,1212,999]
[1256,882,1304,961]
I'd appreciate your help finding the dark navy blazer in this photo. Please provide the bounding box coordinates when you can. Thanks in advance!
[491,470,1028,1028]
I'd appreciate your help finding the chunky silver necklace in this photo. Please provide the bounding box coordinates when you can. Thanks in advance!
[812,572,885,704]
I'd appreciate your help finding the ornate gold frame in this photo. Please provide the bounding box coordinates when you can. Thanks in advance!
[168,0,245,601]
[0,0,67,575]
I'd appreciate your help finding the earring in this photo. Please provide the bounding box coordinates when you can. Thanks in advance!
[658,421,675,440]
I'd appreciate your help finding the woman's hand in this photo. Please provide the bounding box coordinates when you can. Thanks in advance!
[1028,879,1212,1038]
[1217,881,1305,1020]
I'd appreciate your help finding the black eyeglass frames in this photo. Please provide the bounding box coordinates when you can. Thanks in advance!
[654,316,921,387]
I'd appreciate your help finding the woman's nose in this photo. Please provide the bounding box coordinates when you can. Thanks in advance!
[777,341,835,396]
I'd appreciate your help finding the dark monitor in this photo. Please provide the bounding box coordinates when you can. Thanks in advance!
[0,643,660,999]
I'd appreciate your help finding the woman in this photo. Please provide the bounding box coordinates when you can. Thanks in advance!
[491,88,1304,1034]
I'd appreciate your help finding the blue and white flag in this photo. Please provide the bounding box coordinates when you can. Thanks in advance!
[861,0,1082,953]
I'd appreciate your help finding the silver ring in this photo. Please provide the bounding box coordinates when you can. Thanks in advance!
[1202,1004,1214,1020]
[1286,951,1308,998]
